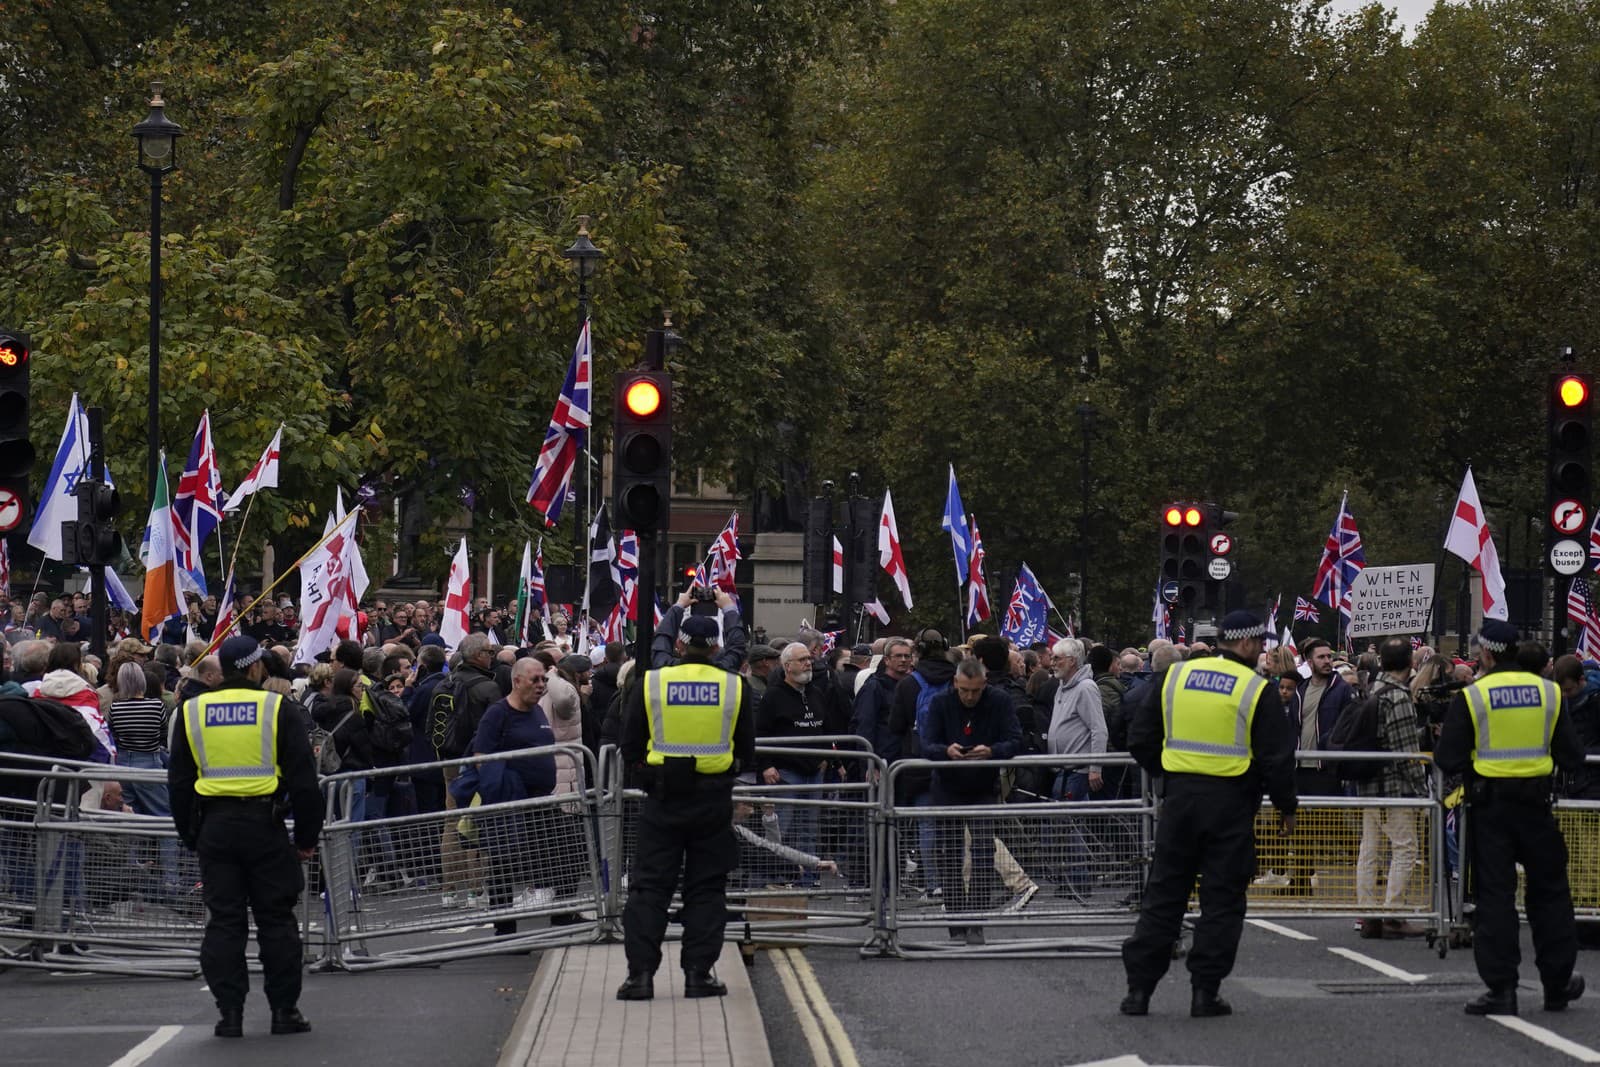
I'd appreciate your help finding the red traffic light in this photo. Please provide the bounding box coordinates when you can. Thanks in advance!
[624,379,662,418]
[1558,375,1589,408]
[1184,507,1203,527]
[1163,506,1183,526]
[0,338,27,369]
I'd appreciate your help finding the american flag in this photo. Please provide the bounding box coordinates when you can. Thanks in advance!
[172,410,223,593]
[1568,578,1600,658]
[526,320,593,527]
[1312,491,1366,618]
[965,515,991,626]
[1294,596,1320,623]
[1000,563,1048,646]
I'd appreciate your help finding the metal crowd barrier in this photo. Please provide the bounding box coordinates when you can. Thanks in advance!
[600,738,889,951]
[1242,751,1445,947]
[313,743,605,971]
[881,753,1153,958]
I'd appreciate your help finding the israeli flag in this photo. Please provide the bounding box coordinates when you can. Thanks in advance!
[27,394,115,561]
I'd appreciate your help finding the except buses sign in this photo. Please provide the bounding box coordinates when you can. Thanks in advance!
[1346,564,1436,640]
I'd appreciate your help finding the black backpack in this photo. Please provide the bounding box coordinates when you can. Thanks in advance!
[426,673,482,759]
[367,688,413,758]
[1330,682,1390,781]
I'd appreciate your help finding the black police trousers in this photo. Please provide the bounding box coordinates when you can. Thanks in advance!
[623,787,737,975]
[1123,781,1257,994]
[1470,796,1577,993]
[195,801,305,1012]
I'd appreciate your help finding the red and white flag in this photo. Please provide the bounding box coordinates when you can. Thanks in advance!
[878,489,913,609]
[864,598,890,625]
[831,536,844,595]
[290,508,361,665]
[0,536,10,599]
[224,423,283,512]
[1443,467,1508,621]
[440,539,472,650]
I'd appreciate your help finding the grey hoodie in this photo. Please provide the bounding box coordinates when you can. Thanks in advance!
[1047,662,1108,774]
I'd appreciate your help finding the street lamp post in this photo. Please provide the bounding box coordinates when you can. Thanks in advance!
[561,216,605,570]
[1076,402,1097,633]
[132,84,182,506]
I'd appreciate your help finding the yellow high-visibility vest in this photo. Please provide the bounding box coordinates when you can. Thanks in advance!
[182,689,282,797]
[1160,657,1266,777]
[1465,671,1558,778]
[644,662,741,775]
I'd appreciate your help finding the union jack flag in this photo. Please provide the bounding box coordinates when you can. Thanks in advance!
[617,530,639,620]
[1312,492,1366,618]
[526,320,593,527]
[212,565,242,642]
[818,630,844,654]
[1176,623,1187,644]
[1000,563,1049,646]
[703,513,741,592]
[965,515,992,626]
[1568,578,1600,658]
[1589,506,1600,575]
[1294,596,1320,623]
[172,410,223,594]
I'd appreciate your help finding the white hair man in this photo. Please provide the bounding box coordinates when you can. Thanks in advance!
[754,640,847,885]
[1045,637,1109,899]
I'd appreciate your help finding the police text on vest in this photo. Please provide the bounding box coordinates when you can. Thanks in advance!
[205,702,259,726]
[1183,671,1237,695]
[666,682,722,705]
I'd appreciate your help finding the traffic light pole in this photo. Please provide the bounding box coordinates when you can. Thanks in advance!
[632,528,657,668]
[85,406,108,663]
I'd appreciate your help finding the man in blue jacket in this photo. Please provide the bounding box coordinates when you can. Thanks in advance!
[1289,638,1356,894]
[923,657,1021,942]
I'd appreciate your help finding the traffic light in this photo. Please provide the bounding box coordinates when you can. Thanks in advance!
[1200,505,1238,611]
[1159,502,1207,609]
[612,370,672,533]
[846,496,877,605]
[1549,371,1592,530]
[802,496,831,605]
[63,481,121,566]
[0,331,35,539]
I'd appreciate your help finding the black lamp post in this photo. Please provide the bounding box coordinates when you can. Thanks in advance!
[560,216,604,547]
[1076,402,1097,633]
[132,84,182,505]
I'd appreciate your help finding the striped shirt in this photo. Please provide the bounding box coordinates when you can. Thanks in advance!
[107,698,170,753]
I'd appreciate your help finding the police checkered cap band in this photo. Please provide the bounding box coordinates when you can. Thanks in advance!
[1478,634,1508,653]
[1220,622,1266,641]
[230,646,265,669]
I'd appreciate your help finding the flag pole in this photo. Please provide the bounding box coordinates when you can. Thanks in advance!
[222,490,258,585]
[188,506,360,667]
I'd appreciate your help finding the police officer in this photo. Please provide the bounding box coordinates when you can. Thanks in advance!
[1436,619,1585,1015]
[617,614,755,1000]
[1120,611,1297,1017]
[168,635,323,1038]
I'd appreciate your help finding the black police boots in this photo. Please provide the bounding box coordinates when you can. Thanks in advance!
[683,968,728,998]
[1465,988,1518,1016]
[1119,988,1151,1016]
[616,971,655,1001]
[1546,975,1586,1012]
[214,1007,243,1038]
[1191,989,1233,1017]
[271,1007,313,1035]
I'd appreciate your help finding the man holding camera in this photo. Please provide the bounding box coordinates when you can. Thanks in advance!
[651,585,747,671]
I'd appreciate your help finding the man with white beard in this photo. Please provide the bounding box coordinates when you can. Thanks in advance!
[755,642,848,885]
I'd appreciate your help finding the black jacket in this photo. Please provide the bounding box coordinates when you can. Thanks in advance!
[887,657,956,792]
[1127,652,1297,813]
[650,604,747,672]
[590,662,621,739]
[756,675,849,775]
[452,662,504,745]
[852,667,904,762]
[167,678,324,850]
[1435,664,1584,782]
[921,685,1022,800]
[314,693,375,772]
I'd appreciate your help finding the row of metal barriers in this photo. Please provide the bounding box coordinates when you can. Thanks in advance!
[3,739,1593,976]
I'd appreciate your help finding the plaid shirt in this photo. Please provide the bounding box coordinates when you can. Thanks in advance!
[1356,679,1430,799]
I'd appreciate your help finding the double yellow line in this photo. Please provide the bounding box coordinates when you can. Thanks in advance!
[768,947,861,1067]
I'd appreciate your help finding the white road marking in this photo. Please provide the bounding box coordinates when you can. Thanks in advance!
[770,949,835,1067]
[1326,946,1428,983]
[1490,1017,1600,1063]
[1247,919,1317,941]
[107,1025,182,1067]
[784,948,862,1067]
[1066,1058,1148,1067]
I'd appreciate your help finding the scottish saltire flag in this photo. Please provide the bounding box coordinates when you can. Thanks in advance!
[172,411,224,595]
[1294,596,1320,623]
[1000,563,1049,646]
[1311,491,1365,619]
[965,516,992,626]
[940,464,970,585]
[526,320,593,526]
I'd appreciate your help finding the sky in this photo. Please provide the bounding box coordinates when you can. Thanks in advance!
[1328,0,1448,31]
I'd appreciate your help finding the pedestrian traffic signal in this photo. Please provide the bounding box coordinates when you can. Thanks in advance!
[1549,371,1593,529]
[1159,502,1208,608]
[0,330,35,536]
[612,370,672,533]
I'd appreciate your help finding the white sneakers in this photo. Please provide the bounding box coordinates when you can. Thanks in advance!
[1252,871,1291,888]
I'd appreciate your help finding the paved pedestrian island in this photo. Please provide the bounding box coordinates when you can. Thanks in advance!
[498,940,773,1067]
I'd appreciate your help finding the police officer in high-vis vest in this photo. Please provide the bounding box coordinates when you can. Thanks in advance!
[1436,619,1585,1016]
[1121,611,1297,1018]
[617,613,755,1001]
[168,636,323,1038]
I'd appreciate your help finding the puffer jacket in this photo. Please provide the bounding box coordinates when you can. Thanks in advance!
[543,674,584,797]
